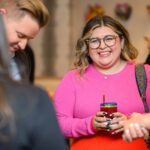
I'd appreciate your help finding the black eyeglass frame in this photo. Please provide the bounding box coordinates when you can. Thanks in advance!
[85,35,119,49]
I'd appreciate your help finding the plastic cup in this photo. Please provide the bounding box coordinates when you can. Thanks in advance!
[100,102,118,134]
[100,102,117,118]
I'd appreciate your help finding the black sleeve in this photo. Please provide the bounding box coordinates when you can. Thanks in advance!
[13,45,35,84]
[30,88,68,150]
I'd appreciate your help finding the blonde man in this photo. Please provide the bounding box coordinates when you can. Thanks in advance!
[0,0,49,54]
[0,0,49,81]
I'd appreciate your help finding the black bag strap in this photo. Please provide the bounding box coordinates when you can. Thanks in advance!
[135,64,149,113]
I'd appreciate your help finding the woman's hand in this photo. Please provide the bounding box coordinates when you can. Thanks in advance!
[108,112,128,134]
[92,111,111,132]
[122,123,149,142]
[120,113,150,142]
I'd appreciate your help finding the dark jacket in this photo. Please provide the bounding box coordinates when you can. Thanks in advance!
[0,81,68,150]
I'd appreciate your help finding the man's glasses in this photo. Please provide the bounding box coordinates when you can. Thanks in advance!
[86,35,118,49]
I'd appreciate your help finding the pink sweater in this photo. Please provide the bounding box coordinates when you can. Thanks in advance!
[54,62,150,138]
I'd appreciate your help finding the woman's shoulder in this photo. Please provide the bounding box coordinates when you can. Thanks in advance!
[144,64,150,70]
[129,61,150,74]
[61,68,80,81]
[63,65,93,78]
[134,63,150,74]
[65,68,79,75]
[144,64,150,77]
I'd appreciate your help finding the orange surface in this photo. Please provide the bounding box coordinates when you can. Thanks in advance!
[71,134,148,150]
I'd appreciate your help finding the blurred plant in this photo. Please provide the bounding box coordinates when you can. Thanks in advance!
[115,3,132,20]
[85,4,105,21]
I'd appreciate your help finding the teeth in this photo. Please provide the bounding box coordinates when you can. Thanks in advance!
[99,51,111,57]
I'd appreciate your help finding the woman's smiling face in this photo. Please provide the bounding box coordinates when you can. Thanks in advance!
[88,26,123,69]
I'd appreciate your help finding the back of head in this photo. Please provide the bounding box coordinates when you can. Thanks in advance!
[0,14,15,142]
[0,0,49,27]
[0,14,11,77]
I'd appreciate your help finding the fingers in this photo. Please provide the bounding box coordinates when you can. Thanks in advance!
[122,123,149,142]
[92,110,119,131]
[95,121,109,129]
[107,113,127,133]
[96,111,107,117]
[94,112,127,134]
[128,123,141,138]
[122,129,133,142]
[92,112,110,130]
[95,115,107,123]
[112,127,124,134]
[111,112,127,121]
[111,112,124,117]
[111,113,131,133]
[141,126,149,139]
[122,123,140,142]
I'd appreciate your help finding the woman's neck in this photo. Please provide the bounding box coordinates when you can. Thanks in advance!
[94,59,127,75]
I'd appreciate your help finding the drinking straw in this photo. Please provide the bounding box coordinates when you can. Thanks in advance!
[103,95,105,104]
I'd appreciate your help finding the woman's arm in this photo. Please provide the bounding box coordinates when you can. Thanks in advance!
[54,74,96,138]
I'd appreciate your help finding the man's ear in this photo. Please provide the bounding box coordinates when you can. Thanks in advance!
[0,8,7,15]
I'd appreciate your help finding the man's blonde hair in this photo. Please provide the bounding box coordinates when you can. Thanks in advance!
[0,0,49,27]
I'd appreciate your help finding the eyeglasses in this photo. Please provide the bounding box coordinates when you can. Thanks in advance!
[86,35,118,49]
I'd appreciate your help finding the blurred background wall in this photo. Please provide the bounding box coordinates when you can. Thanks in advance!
[31,0,150,78]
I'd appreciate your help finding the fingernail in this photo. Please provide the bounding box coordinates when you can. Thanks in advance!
[103,112,107,115]
[107,127,112,131]
[110,114,114,117]
[107,118,111,121]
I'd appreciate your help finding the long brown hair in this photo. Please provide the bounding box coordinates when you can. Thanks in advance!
[74,15,138,74]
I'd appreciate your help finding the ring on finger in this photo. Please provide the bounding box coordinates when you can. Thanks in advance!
[106,121,110,129]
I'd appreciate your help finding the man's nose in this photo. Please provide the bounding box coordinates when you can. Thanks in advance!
[18,39,28,50]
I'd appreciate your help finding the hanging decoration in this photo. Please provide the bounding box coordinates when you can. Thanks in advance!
[115,3,132,21]
[146,5,150,15]
[85,4,105,21]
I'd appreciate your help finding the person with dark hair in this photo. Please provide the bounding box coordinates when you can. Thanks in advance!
[0,0,49,82]
[54,15,150,150]
[0,15,68,150]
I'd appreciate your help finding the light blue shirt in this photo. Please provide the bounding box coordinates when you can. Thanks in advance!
[10,58,21,81]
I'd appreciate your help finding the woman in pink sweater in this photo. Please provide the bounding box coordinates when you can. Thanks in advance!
[54,15,150,150]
